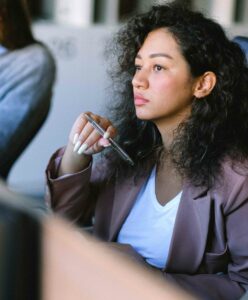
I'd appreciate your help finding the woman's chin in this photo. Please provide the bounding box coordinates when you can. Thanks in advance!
[135,110,152,121]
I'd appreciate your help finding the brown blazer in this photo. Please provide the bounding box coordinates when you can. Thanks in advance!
[46,148,248,300]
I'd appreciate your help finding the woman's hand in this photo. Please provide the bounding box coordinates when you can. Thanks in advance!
[70,112,116,155]
[58,112,116,176]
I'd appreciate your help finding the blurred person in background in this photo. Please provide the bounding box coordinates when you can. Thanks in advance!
[0,0,56,179]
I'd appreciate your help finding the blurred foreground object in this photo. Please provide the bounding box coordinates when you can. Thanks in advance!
[0,179,45,300]
[0,179,197,300]
[42,217,198,300]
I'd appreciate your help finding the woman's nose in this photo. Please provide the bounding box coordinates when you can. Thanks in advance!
[132,70,148,89]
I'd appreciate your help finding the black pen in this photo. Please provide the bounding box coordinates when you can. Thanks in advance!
[84,114,134,166]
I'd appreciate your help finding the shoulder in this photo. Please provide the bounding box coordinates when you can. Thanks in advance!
[1,43,56,75]
[18,43,54,61]
[219,159,248,189]
[23,43,56,73]
[24,43,56,83]
[212,159,248,212]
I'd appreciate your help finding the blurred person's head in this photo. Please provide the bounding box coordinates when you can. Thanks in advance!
[0,0,35,49]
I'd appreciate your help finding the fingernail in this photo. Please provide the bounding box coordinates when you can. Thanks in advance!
[103,142,111,148]
[99,138,111,147]
[73,133,79,145]
[77,143,88,155]
[73,141,81,152]
[103,132,110,139]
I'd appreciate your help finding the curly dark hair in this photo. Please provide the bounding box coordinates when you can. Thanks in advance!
[0,0,35,49]
[103,2,248,188]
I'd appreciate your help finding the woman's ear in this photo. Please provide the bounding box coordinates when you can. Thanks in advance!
[193,71,216,98]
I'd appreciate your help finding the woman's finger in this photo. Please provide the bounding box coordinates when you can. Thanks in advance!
[72,113,116,155]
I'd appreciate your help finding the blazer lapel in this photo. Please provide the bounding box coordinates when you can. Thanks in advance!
[108,174,148,241]
[166,183,211,273]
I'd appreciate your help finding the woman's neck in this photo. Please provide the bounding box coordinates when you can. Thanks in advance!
[157,124,176,150]
[153,109,190,150]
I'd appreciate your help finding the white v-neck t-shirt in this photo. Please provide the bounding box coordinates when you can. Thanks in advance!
[117,167,182,268]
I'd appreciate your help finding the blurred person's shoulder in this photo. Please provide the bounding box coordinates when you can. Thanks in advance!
[2,42,56,75]
[24,42,56,73]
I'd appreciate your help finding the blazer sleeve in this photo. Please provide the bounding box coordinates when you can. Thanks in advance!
[46,148,108,226]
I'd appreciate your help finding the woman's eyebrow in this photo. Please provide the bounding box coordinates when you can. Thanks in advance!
[136,53,173,59]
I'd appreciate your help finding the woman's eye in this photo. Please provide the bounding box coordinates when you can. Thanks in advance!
[154,65,164,71]
[135,65,142,71]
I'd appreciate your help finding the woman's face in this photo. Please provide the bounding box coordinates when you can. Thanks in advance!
[132,28,198,129]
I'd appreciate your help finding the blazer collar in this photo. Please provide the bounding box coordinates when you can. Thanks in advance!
[165,182,211,273]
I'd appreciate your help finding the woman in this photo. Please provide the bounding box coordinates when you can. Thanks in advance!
[0,0,56,178]
[46,3,248,300]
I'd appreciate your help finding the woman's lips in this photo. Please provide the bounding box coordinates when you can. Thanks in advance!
[134,97,149,106]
